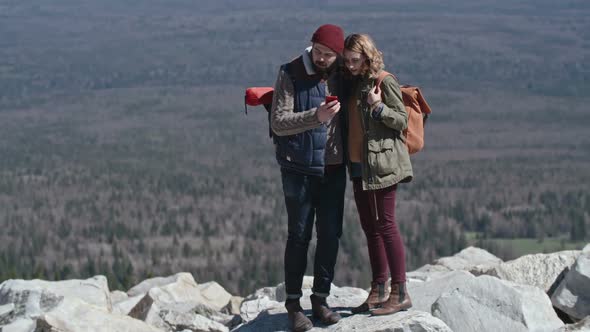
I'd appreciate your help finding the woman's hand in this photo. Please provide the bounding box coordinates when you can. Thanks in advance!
[367,86,382,107]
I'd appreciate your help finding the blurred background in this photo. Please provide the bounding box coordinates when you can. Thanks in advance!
[0,0,588,295]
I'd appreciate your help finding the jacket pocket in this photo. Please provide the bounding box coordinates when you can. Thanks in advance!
[367,139,396,176]
[278,133,313,166]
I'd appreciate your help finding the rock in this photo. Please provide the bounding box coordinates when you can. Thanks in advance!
[471,250,580,292]
[198,281,233,311]
[127,272,196,297]
[234,305,451,332]
[431,275,564,332]
[553,316,590,332]
[239,277,368,323]
[0,303,15,323]
[1,318,35,332]
[435,246,503,270]
[407,264,452,282]
[239,296,280,323]
[110,290,128,304]
[112,294,143,316]
[407,247,502,282]
[36,297,162,332]
[551,244,590,321]
[160,309,228,332]
[0,276,111,314]
[222,296,243,316]
[128,275,235,332]
[407,270,475,312]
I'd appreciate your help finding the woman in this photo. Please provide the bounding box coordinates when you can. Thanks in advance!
[343,34,413,316]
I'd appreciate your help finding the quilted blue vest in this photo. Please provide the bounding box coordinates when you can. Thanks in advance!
[274,57,328,176]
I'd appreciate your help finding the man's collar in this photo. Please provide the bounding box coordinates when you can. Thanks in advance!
[302,46,316,75]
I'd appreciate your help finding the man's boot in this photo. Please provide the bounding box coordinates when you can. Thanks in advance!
[351,282,387,314]
[285,299,313,332]
[371,282,412,316]
[310,294,341,325]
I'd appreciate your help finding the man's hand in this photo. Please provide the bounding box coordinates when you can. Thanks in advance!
[316,100,341,123]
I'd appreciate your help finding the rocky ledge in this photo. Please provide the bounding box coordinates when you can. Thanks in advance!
[1,245,588,332]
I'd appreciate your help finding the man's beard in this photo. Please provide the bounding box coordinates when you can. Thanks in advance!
[313,61,333,78]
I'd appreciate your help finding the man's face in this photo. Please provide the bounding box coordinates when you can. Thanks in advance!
[311,43,338,70]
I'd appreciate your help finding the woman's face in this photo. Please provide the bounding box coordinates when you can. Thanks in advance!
[343,49,367,76]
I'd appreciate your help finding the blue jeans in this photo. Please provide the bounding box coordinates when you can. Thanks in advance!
[281,165,346,299]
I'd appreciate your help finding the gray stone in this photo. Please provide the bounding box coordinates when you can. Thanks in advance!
[0,276,111,319]
[0,303,15,324]
[551,245,590,320]
[239,296,280,323]
[435,246,503,271]
[127,272,196,297]
[1,318,35,332]
[471,250,580,292]
[110,290,128,304]
[112,294,143,316]
[160,309,228,332]
[407,270,475,312]
[407,247,502,282]
[198,281,233,312]
[239,277,367,323]
[35,297,162,332]
[553,316,590,332]
[431,275,564,332]
[222,296,243,316]
[233,306,451,332]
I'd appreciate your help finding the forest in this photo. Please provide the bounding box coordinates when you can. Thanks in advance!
[0,0,588,295]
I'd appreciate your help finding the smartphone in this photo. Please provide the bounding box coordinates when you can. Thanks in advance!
[325,95,339,103]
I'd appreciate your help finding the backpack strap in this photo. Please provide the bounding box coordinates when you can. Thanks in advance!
[375,70,398,94]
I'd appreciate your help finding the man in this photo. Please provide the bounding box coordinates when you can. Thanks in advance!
[270,24,346,332]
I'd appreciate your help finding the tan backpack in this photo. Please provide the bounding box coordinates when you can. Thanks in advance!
[376,71,432,154]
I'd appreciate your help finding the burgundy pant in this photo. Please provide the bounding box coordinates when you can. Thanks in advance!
[353,179,406,284]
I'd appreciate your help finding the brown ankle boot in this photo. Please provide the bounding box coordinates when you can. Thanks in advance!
[285,299,313,332]
[351,282,387,314]
[310,294,341,325]
[371,282,412,316]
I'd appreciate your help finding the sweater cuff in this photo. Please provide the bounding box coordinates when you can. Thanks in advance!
[371,103,385,121]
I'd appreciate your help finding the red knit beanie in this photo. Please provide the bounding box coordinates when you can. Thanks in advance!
[311,24,344,55]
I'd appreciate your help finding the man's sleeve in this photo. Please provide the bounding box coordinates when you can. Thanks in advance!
[270,67,322,136]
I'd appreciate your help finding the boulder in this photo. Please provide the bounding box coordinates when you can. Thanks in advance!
[110,290,128,304]
[431,275,564,332]
[0,303,15,323]
[435,246,503,270]
[1,318,35,332]
[407,247,502,282]
[239,295,280,323]
[222,296,243,316]
[239,277,367,323]
[553,316,590,332]
[127,272,196,297]
[551,244,590,321]
[159,309,228,332]
[407,270,475,312]
[234,305,451,332]
[36,297,162,332]
[0,276,111,328]
[112,294,143,316]
[0,276,111,313]
[471,250,580,292]
[198,281,233,311]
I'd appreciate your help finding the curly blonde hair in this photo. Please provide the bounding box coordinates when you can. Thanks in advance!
[344,34,384,78]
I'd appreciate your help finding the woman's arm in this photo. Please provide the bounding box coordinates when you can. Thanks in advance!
[374,75,407,131]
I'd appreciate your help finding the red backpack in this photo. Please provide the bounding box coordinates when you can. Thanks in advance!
[376,71,432,154]
[244,87,274,114]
